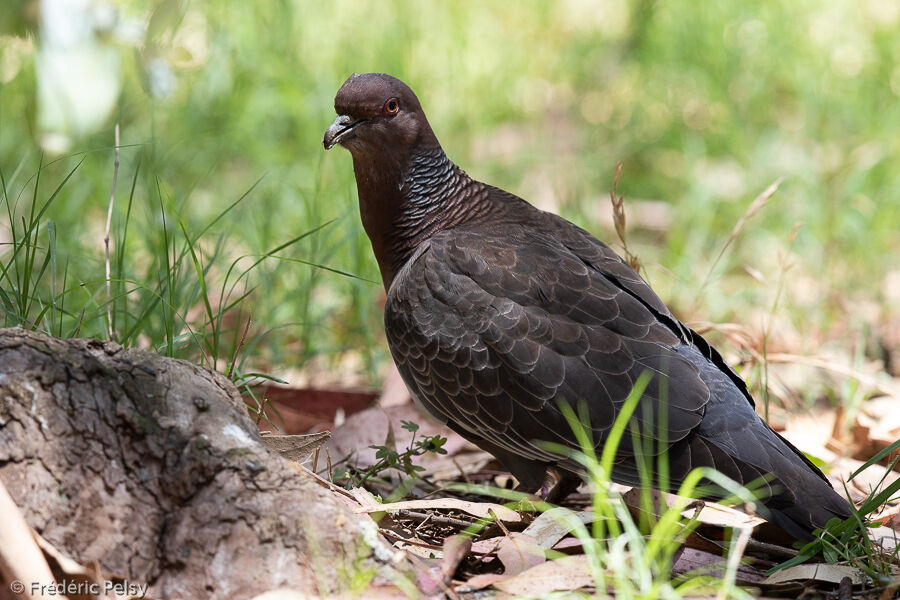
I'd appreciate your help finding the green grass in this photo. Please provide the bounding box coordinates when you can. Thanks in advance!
[2,0,899,391]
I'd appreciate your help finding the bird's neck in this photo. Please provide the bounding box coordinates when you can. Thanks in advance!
[353,146,492,288]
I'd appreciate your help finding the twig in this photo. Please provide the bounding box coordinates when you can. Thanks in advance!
[452,457,471,484]
[326,447,334,482]
[414,513,432,532]
[379,527,444,550]
[744,538,798,559]
[397,509,475,529]
[104,124,120,341]
[289,461,356,500]
[490,509,510,536]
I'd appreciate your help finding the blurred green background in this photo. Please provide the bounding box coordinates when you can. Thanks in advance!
[2,0,899,400]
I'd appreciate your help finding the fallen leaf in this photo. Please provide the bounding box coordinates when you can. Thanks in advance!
[853,397,900,468]
[260,431,331,462]
[872,504,900,530]
[680,499,766,529]
[460,573,507,591]
[672,547,766,584]
[354,498,521,522]
[470,536,504,555]
[869,525,899,553]
[0,480,62,598]
[621,487,667,521]
[348,487,383,509]
[253,385,376,433]
[497,532,545,576]
[825,454,899,504]
[397,543,442,560]
[493,555,596,596]
[762,563,866,585]
[552,537,587,552]
[440,534,472,582]
[520,506,599,548]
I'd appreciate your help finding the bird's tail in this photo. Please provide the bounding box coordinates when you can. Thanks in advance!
[759,430,854,539]
[695,424,853,540]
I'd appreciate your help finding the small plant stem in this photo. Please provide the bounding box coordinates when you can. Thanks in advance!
[227,311,251,376]
[695,178,782,305]
[104,124,120,341]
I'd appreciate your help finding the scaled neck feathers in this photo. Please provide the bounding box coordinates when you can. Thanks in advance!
[353,145,494,288]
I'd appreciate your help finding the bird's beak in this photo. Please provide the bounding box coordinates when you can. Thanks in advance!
[323,115,367,149]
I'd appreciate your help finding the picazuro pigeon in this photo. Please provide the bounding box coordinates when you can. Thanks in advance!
[323,72,852,539]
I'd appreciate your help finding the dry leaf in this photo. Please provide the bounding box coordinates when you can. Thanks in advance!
[461,573,508,591]
[348,487,383,509]
[396,543,442,560]
[520,507,599,548]
[496,532,545,576]
[440,534,472,582]
[493,555,596,596]
[354,498,520,522]
[552,537,587,552]
[872,504,900,530]
[260,431,330,462]
[0,480,59,598]
[253,385,376,434]
[672,548,766,584]
[869,525,900,553]
[853,396,900,466]
[680,499,766,529]
[470,536,505,555]
[762,563,866,585]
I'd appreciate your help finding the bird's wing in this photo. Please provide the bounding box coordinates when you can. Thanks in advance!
[384,216,713,473]
[541,206,757,409]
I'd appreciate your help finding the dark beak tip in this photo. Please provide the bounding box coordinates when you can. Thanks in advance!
[323,114,359,151]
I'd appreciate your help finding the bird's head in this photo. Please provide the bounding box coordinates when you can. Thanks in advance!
[323,73,438,155]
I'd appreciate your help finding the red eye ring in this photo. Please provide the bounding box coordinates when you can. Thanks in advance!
[383,98,399,115]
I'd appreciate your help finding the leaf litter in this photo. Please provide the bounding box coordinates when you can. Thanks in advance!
[263,342,900,598]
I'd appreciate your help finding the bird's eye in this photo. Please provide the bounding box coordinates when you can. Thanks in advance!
[383,98,399,115]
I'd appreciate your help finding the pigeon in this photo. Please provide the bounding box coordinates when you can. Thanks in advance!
[323,72,852,539]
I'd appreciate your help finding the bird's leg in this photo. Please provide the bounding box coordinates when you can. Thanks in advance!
[541,470,583,504]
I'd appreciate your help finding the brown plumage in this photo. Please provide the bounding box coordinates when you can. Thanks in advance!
[323,72,852,539]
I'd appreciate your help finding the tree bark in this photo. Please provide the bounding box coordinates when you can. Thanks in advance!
[0,328,401,599]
